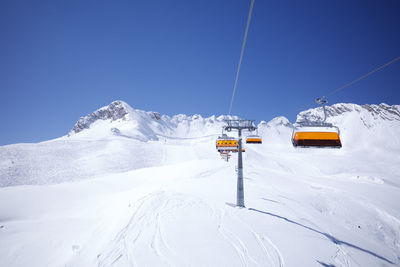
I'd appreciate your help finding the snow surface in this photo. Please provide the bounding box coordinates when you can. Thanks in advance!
[1,101,400,266]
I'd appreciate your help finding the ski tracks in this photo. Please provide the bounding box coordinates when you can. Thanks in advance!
[216,209,252,266]
[217,207,285,267]
[98,192,184,267]
[97,191,287,267]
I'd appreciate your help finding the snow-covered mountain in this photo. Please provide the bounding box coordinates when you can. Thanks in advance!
[1,100,400,267]
[297,103,400,125]
[69,100,400,150]
[68,100,240,140]
[1,100,400,187]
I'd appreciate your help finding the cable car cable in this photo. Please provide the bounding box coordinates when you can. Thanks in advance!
[320,56,400,101]
[295,56,400,114]
[228,0,255,115]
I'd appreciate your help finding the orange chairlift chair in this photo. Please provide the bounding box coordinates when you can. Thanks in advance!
[292,98,342,148]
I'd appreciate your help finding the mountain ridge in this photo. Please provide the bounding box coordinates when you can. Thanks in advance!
[68,100,400,140]
[1,100,399,187]
[297,103,400,125]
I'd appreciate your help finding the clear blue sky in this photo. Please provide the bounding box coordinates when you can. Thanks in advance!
[1,0,399,145]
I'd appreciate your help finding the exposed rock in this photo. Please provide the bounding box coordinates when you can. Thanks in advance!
[151,112,161,120]
[296,103,400,125]
[69,101,129,135]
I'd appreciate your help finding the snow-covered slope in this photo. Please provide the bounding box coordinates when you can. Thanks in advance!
[0,101,239,186]
[0,101,400,266]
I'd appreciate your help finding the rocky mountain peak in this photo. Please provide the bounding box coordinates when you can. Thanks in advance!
[361,103,400,121]
[296,103,400,124]
[69,100,130,135]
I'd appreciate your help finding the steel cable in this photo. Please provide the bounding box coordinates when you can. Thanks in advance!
[320,56,400,101]
[228,0,255,115]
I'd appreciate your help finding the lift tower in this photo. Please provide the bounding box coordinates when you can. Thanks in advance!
[224,120,257,207]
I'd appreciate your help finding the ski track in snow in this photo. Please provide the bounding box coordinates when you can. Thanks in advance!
[98,192,178,267]
[230,210,285,267]
[97,191,280,267]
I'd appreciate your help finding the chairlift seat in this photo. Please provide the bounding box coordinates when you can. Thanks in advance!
[216,134,238,152]
[292,125,342,148]
[246,134,262,144]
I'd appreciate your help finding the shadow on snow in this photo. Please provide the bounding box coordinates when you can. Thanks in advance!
[316,261,336,267]
[248,208,394,265]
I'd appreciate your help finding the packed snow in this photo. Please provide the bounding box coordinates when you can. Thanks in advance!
[0,100,399,266]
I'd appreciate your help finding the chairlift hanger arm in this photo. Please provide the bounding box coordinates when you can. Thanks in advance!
[316,97,328,123]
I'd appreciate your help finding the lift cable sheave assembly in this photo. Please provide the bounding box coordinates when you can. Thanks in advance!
[292,56,400,149]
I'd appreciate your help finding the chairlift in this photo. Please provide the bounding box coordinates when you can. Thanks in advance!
[220,150,231,156]
[244,125,262,144]
[292,98,342,148]
[216,133,238,152]
[246,134,262,144]
[219,150,232,162]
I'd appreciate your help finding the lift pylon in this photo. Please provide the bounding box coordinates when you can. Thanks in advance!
[224,120,257,207]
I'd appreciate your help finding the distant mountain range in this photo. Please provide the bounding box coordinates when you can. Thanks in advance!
[1,100,399,187]
[68,100,400,138]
